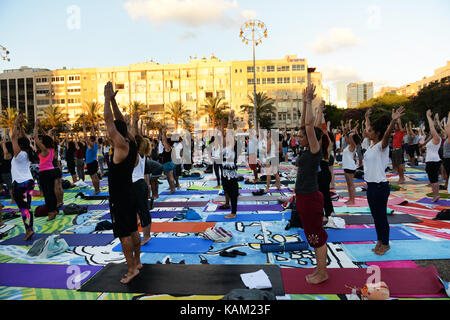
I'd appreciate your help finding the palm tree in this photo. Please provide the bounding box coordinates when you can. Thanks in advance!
[41,105,69,129]
[165,100,191,130]
[200,96,229,128]
[240,92,276,129]
[0,107,19,134]
[128,101,146,116]
[77,101,103,128]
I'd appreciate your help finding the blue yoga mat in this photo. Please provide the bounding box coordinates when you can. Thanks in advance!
[342,240,450,262]
[2,200,46,207]
[0,233,115,246]
[102,211,182,220]
[179,175,204,180]
[260,242,308,252]
[87,191,109,197]
[299,227,419,243]
[206,213,285,222]
[418,197,450,206]
[112,237,213,253]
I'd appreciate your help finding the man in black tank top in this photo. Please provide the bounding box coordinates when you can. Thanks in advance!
[104,81,141,284]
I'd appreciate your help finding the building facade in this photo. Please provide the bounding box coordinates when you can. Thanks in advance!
[346,81,373,108]
[0,54,324,129]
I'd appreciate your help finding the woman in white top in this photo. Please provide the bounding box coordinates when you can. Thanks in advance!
[342,124,361,205]
[425,110,442,202]
[364,107,405,256]
[11,114,37,241]
[131,114,152,246]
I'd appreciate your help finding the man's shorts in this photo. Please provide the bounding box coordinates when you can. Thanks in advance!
[86,160,99,176]
[391,149,404,168]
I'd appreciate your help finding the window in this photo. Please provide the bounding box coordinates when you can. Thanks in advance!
[277,78,283,84]
[235,69,238,73]
[266,66,275,72]
[284,77,290,84]
[262,78,267,84]
[292,64,305,71]
[247,66,254,73]
[36,89,49,95]
[67,88,81,93]
[266,78,275,84]
[68,98,81,104]
[36,77,48,83]
[293,76,305,84]
[248,78,255,85]
[205,92,213,98]
[37,99,50,105]
[51,76,64,82]
[52,98,65,104]
[68,75,81,81]
[277,65,290,72]
[116,83,125,89]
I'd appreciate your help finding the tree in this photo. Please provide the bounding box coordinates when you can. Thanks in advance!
[0,107,19,134]
[200,96,229,128]
[323,104,345,128]
[165,100,191,130]
[77,101,103,129]
[41,105,69,130]
[241,92,276,130]
[409,82,450,122]
[128,101,146,116]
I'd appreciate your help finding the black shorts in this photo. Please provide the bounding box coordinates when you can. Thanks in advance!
[67,160,76,175]
[174,164,182,177]
[86,160,99,176]
[392,149,404,167]
[407,144,419,158]
[425,161,442,184]
[53,167,62,179]
[328,155,335,166]
[110,194,138,239]
[344,169,356,174]
[132,179,151,227]
[444,158,450,176]
[222,177,239,197]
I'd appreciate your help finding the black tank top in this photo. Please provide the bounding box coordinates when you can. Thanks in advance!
[161,149,172,164]
[108,140,137,202]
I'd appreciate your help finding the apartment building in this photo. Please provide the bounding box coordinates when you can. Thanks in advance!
[346,81,374,108]
[0,54,324,129]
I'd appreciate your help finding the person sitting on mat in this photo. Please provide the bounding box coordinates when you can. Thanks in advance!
[363,106,405,256]
[219,111,239,219]
[295,83,328,284]
[103,81,141,284]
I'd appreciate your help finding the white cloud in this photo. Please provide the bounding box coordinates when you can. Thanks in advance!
[321,65,360,82]
[178,31,197,40]
[307,27,362,54]
[123,0,257,28]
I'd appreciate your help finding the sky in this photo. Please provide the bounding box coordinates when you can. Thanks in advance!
[0,0,449,107]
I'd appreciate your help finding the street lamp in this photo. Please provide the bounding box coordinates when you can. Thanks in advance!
[240,19,267,131]
[0,45,10,62]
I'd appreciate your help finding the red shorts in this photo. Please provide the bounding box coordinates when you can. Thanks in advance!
[249,163,257,171]
[296,191,328,248]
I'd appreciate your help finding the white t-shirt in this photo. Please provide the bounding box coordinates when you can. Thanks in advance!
[158,141,164,154]
[363,141,389,183]
[342,146,357,171]
[425,138,442,162]
[11,151,34,184]
[361,138,370,150]
[132,154,146,183]
[173,142,183,164]
[248,138,257,155]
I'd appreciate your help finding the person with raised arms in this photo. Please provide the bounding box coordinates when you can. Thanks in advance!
[425,109,443,202]
[104,81,141,284]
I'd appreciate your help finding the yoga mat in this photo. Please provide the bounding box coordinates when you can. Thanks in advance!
[281,266,443,296]
[150,222,216,233]
[102,211,182,220]
[0,233,115,246]
[238,188,292,194]
[340,214,423,225]
[209,204,285,212]
[154,201,208,208]
[214,196,282,202]
[418,198,450,206]
[188,185,222,191]
[112,237,213,253]
[427,193,450,199]
[298,227,420,243]
[260,242,308,253]
[160,190,219,196]
[206,213,284,222]
[333,207,395,214]
[341,240,450,262]
[79,263,285,295]
[2,200,46,207]
[0,224,15,234]
[179,176,203,180]
[0,263,102,289]
[61,204,110,211]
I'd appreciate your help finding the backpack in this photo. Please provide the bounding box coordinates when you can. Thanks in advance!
[200,226,233,242]
[63,203,88,215]
[27,234,69,258]
[95,220,113,231]
[285,197,303,230]
[434,209,450,221]
[35,205,49,217]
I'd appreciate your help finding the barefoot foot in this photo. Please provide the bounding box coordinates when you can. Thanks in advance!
[141,237,151,246]
[374,244,390,256]
[120,269,140,284]
[306,272,328,284]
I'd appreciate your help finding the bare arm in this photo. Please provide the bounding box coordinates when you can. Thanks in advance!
[11,113,23,157]
[382,107,405,149]
[304,84,320,154]
[33,118,49,157]
[427,109,441,145]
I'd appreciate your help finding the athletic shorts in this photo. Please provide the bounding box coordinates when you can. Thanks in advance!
[222,177,239,197]
[407,144,419,158]
[109,193,138,239]
[283,147,288,155]
[391,149,404,168]
[86,160,99,176]
[132,179,151,227]
[344,169,356,174]
[425,161,442,184]
[328,155,335,166]
[249,163,257,171]
[174,164,182,177]
[53,167,63,179]
[67,160,76,175]
[162,161,175,173]
[444,158,450,176]
[296,191,327,248]
[1,173,12,190]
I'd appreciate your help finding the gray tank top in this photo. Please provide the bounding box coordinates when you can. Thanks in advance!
[444,140,450,159]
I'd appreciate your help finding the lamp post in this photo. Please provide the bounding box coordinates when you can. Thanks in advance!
[240,19,267,132]
[0,45,10,61]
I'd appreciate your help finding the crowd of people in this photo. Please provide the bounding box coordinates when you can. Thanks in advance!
[0,80,449,285]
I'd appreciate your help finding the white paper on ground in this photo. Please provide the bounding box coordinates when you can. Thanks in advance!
[207,205,217,212]
[240,269,272,290]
